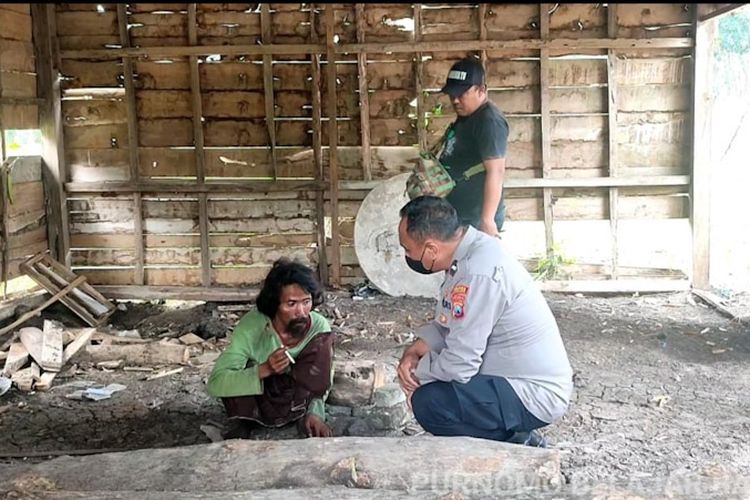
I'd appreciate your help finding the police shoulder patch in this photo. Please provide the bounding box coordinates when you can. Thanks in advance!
[450,284,469,319]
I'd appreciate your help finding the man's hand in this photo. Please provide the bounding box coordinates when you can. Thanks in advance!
[479,218,499,238]
[303,414,332,437]
[259,347,290,379]
[398,352,421,395]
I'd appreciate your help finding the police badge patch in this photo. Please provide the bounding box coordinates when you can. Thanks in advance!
[451,284,469,319]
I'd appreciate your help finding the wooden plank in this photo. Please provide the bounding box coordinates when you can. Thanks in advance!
[0,103,38,129]
[607,4,620,278]
[56,11,118,36]
[117,4,143,286]
[58,37,695,61]
[549,3,606,39]
[0,40,34,73]
[260,4,277,179]
[138,118,194,147]
[691,12,713,289]
[414,4,426,152]
[5,181,45,217]
[539,5,553,258]
[96,285,256,301]
[539,279,690,293]
[33,4,70,267]
[66,179,324,194]
[0,8,33,42]
[187,3,209,287]
[309,4,327,287]
[0,71,37,99]
[356,4,372,181]
[326,4,340,287]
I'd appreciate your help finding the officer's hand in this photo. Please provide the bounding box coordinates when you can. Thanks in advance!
[265,347,291,376]
[303,414,332,438]
[397,352,421,394]
[479,218,499,238]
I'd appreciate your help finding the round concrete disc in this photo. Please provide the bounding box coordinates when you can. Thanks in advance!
[354,173,443,298]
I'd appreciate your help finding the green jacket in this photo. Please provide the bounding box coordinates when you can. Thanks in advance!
[207,309,332,422]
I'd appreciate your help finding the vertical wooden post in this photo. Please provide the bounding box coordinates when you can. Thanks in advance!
[607,4,620,278]
[414,4,427,151]
[310,4,328,286]
[260,4,278,179]
[478,4,488,67]
[539,4,554,257]
[325,4,341,287]
[355,4,372,181]
[188,4,210,287]
[32,4,70,267]
[691,8,714,289]
[117,4,144,285]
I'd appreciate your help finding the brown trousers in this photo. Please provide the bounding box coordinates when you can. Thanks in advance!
[221,332,334,427]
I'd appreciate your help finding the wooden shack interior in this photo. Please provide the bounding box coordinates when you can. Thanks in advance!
[0,3,744,301]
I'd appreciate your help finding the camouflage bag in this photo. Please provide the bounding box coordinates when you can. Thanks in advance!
[405,152,456,199]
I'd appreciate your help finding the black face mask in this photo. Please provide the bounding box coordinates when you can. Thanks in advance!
[405,245,437,275]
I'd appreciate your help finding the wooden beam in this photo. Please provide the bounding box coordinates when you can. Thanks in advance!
[117,4,144,286]
[339,175,691,191]
[97,285,258,302]
[188,4,210,288]
[260,4,278,180]
[0,164,10,296]
[325,4,341,287]
[478,4,488,67]
[539,4,554,258]
[355,4,372,180]
[607,4,620,279]
[691,9,714,289]
[32,4,69,267]
[538,279,691,294]
[65,180,325,194]
[59,38,694,60]
[0,97,45,105]
[310,4,328,286]
[414,4,426,152]
[699,4,745,23]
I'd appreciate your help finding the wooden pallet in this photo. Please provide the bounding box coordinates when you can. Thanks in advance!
[19,252,116,326]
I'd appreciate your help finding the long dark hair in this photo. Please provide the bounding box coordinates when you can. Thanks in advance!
[256,258,324,318]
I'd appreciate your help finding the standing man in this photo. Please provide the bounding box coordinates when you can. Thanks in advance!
[207,258,334,438]
[397,196,573,446]
[438,57,509,237]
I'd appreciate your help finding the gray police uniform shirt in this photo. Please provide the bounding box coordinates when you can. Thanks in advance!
[414,226,574,424]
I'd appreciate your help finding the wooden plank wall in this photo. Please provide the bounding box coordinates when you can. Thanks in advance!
[0,4,48,284]
[55,3,695,291]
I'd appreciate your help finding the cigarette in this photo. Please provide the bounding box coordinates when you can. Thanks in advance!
[284,350,295,364]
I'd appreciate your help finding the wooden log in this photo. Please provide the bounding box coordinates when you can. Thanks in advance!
[84,342,189,366]
[0,436,562,493]
[328,359,387,406]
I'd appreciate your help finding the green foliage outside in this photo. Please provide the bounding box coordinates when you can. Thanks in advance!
[533,245,576,281]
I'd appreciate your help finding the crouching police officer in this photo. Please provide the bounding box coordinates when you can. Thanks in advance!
[396,196,573,446]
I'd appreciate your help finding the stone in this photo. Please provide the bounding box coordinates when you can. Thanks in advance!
[325,405,353,417]
[372,383,406,408]
[352,402,409,431]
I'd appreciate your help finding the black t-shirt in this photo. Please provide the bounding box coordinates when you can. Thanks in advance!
[438,101,509,220]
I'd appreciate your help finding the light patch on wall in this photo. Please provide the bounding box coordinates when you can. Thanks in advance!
[382,17,414,32]
[96,4,105,14]
[3,129,42,157]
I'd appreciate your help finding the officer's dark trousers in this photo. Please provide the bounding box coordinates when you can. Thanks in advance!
[411,375,548,442]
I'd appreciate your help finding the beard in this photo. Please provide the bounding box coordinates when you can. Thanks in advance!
[286,316,310,339]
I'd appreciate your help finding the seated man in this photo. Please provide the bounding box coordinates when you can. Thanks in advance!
[207,258,334,438]
[397,196,573,446]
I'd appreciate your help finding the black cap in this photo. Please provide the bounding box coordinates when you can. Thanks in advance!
[441,58,485,98]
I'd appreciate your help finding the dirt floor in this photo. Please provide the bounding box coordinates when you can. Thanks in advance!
[0,288,749,493]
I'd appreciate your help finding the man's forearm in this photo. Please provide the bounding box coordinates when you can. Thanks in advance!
[405,338,431,359]
[481,161,504,224]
